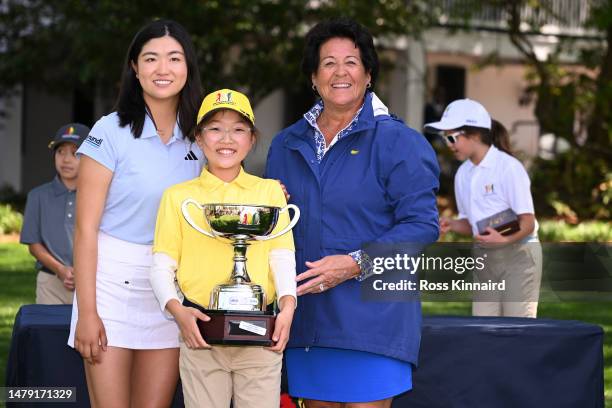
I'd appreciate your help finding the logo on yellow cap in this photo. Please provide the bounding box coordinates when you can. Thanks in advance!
[197,89,254,126]
[215,91,233,103]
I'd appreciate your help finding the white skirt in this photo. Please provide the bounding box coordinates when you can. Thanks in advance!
[68,232,179,349]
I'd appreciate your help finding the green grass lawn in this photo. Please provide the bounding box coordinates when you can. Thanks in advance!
[0,243,609,406]
[0,242,35,387]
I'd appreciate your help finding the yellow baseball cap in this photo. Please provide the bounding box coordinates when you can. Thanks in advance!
[197,89,255,126]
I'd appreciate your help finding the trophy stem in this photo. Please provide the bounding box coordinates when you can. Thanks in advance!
[231,235,252,283]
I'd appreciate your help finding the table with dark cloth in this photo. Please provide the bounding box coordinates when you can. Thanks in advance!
[4,305,183,408]
[395,315,604,407]
[5,305,604,408]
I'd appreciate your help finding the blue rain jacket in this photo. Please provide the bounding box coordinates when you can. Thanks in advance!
[265,93,440,364]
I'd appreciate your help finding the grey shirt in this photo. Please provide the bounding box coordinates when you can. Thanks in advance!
[20,176,76,271]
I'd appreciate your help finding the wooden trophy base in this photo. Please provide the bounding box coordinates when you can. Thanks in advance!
[197,309,276,346]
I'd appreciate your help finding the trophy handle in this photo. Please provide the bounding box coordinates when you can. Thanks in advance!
[255,204,300,241]
[181,198,216,238]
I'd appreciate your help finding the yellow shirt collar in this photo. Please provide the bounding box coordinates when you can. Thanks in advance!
[198,166,258,191]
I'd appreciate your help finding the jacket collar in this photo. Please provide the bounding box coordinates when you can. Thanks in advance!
[198,166,257,192]
[285,91,389,149]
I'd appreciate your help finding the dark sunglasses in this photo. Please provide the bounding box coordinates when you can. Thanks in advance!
[443,130,465,144]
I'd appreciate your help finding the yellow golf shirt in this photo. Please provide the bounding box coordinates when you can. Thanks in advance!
[153,167,295,308]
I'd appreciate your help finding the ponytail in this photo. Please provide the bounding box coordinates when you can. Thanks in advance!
[459,120,514,156]
[490,119,513,156]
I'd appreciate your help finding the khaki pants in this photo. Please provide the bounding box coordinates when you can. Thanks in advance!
[180,343,282,408]
[36,271,74,305]
[472,242,542,318]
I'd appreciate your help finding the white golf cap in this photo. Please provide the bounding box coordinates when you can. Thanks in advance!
[424,98,491,131]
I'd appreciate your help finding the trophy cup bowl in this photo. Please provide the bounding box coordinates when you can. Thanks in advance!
[181,201,300,346]
[204,204,279,237]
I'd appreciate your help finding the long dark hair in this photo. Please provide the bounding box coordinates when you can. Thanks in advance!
[489,119,513,156]
[460,119,514,157]
[114,19,201,140]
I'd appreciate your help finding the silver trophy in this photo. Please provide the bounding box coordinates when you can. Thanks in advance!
[180,200,300,345]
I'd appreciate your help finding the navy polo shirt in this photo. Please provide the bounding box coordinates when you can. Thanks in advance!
[20,176,76,272]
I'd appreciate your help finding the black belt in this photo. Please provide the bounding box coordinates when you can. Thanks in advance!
[182,297,206,311]
[39,267,55,275]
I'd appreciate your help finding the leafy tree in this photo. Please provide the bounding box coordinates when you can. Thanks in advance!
[510,0,612,220]
[0,0,438,106]
[457,0,611,220]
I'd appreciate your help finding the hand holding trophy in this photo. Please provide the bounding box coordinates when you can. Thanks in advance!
[181,200,300,345]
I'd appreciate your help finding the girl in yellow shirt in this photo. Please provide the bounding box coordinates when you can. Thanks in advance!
[151,89,296,408]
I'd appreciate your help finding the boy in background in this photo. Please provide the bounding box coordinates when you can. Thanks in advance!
[20,123,90,304]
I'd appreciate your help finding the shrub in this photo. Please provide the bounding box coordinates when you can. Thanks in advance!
[538,220,611,242]
[439,219,611,242]
[0,204,23,235]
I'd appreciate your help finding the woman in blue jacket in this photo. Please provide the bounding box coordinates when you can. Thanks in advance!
[265,18,440,407]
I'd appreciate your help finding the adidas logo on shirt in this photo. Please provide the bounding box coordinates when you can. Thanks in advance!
[184,150,198,160]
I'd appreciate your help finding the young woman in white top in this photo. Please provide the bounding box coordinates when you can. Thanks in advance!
[68,19,204,407]
[426,99,542,318]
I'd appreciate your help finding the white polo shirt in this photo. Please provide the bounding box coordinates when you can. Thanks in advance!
[454,145,537,237]
[78,112,204,245]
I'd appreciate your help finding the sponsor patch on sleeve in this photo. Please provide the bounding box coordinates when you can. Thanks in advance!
[85,135,103,148]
